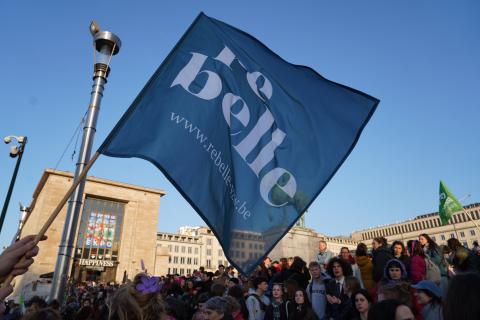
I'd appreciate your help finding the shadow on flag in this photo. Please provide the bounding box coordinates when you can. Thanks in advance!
[98,12,379,275]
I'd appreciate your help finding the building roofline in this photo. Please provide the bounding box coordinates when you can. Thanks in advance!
[29,169,166,211]
[351,202,480,233]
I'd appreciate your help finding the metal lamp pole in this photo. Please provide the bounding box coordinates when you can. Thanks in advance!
[0,135,27,234]
[50,21,121,302]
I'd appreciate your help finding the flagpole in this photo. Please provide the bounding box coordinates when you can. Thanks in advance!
[462,209,480,237]
[0,152,101,289]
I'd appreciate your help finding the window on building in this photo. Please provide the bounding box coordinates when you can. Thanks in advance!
[241,242,245,248]
[194,248,199,254]
[470,230,476,236]
[187,257,192,264]
[172,268,177,274]
[174,246,179,252]
[180,257,185,264]
[207,239,212,246]
[460,231,465,238]
[206,260,211,268]
[168,256,172,263]
[194,258,198,265]
[431,236,436,242]
[188,247,192,254]
[168,245,172,252]
[206,249,212,256]
[218,260,223,267]
[441,235,446,240]
[173,256,178,263]
[218,249,223,256]
[241,251,245,258]
[187,269,191,275]
[450,233,455,239]
[463,242,468,247]
[181,246,186,253]
[168,268,171,274]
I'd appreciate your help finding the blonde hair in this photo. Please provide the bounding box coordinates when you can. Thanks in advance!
[108,273,166,320]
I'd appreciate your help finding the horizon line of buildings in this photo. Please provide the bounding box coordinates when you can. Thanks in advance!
[10,168,480,299]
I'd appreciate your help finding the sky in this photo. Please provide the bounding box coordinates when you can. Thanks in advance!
[0,1,479,251]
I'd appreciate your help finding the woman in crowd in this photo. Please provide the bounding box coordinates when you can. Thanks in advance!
[288,289,318,320]
[447,238,480,273]
[351,289,373,320]
[355,243,375,291]
[108,273,166,320]
[264,283,288,320]
[284,256,311,289]
[391,241,410,270]
[444,272,480,320]
[371,237,393,283]
[412,280,443,320]
[407,240,426,284]
[368,299,415,320]
[419,234,441,267]
[340,247,365,289]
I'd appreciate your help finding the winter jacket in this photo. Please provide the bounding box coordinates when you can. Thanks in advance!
[409,255,426,284]
[317,250,334,270]
[264,300,288,320]
[372,246,393,283]
[356,256,375,290]
[422,302,443,320]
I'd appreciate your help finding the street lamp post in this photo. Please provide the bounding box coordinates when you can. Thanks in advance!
[50,21,121,302]
[0,135,27,234]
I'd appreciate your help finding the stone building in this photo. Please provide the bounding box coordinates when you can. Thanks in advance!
[155,224,359,276]
[351,203,480,247]
[14,169,165,295]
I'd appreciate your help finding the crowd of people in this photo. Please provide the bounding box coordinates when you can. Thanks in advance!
[1,234,480,320]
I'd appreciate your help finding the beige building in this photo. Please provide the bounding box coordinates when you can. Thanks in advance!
[155,226,229,276]
[351,203,480,247]
[15,169,165,294]
[155,224,359,276]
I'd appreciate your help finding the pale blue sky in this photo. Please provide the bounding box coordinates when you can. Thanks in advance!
[1,1,479,251]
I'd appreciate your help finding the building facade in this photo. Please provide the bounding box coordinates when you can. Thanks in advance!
[155,226,229,276]
[15,169,165,295]
[155,224,359,276]
[351,203,480,247]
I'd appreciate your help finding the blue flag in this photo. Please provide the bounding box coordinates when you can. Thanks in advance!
[98,13,379,275]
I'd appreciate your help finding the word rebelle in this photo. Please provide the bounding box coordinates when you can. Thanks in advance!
[171,45,297,207]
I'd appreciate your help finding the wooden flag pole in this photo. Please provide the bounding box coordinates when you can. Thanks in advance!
[462,209,480,237]
[1,152,101,289]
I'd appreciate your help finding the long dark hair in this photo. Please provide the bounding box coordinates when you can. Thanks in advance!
[356,243,368,257]
[407,240,425,257]
[419,233,439,252]
[444,272,480,320]
[351,289,373,314]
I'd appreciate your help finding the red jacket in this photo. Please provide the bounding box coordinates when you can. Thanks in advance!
[409,255,426,284]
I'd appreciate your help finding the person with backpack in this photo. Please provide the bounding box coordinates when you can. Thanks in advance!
[419,234,442,285]
[245,277,270,320]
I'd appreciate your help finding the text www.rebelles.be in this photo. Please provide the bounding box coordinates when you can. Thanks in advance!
[170,112,252,220]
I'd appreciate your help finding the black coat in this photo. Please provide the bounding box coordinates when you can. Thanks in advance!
[372,246,393,282]
[325,279,351,320]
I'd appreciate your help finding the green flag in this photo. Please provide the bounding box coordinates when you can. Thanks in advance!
[439,181,463,225]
